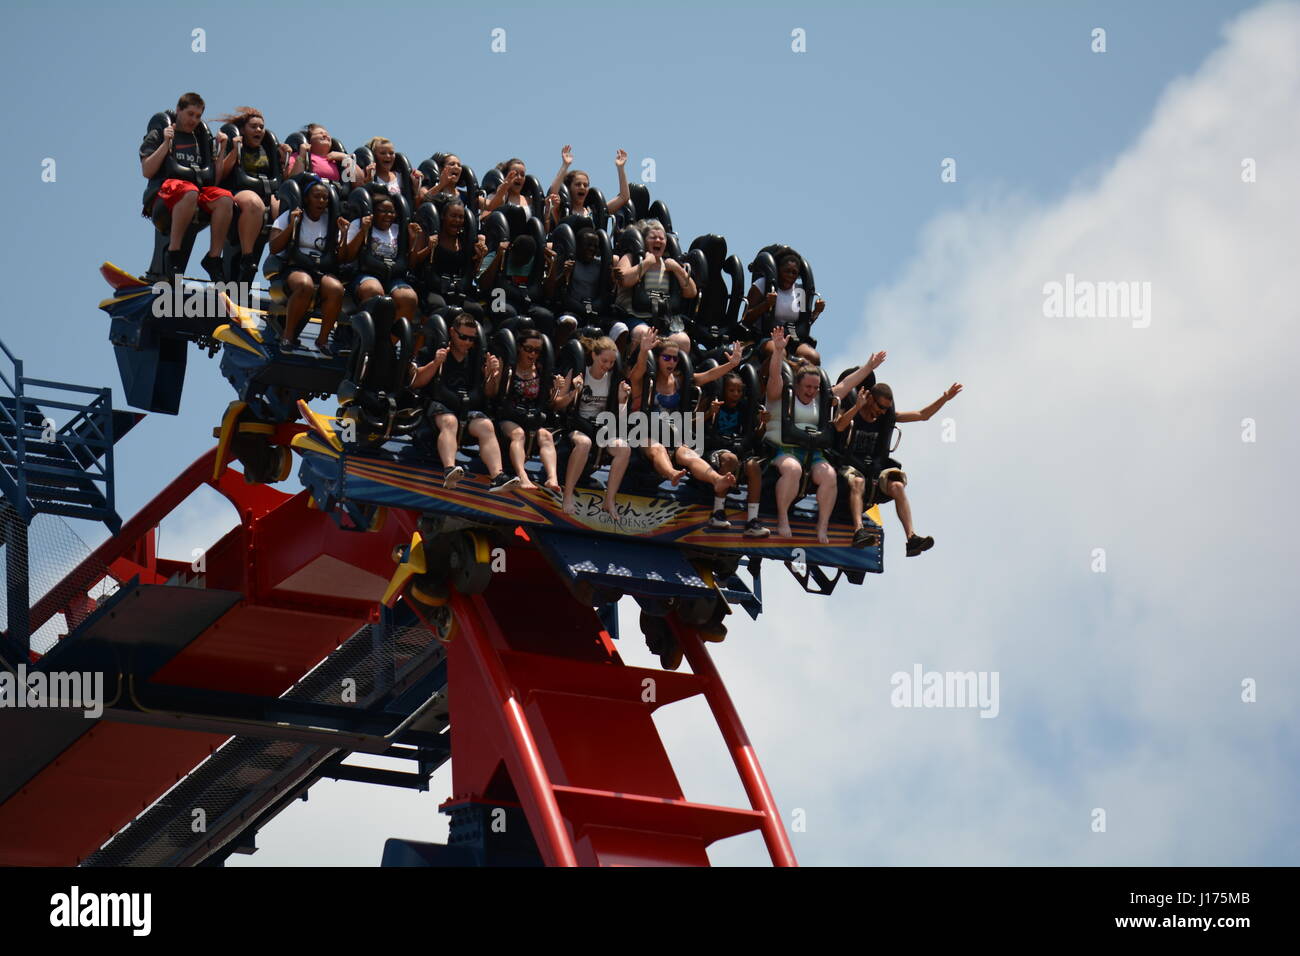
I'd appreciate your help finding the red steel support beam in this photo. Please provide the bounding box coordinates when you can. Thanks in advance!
[449,591,579,867]
[671,618,798,867]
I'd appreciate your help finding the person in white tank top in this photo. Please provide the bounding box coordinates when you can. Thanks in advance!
[764,328,887,543]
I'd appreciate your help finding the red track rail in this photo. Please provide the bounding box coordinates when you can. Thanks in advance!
[0,451,411,865]
[5,447,795,866]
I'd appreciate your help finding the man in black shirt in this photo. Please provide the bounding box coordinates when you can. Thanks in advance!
[411,312,520,493]
[139,92,235,281]
[835,381,962,556]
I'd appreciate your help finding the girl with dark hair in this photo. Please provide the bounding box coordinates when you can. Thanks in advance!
[497,328,564,493]
[543,145,632,231]
[215,106,284,282]
[482,157,533,215]
[268,180,344,349]
[340,193,420,325]
[418,153,466,206]
[745,251,824,363]
[410,200,488,321]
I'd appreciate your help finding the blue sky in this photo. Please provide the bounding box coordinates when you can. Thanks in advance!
[1,0,1254,410]
[4,0,1296,866]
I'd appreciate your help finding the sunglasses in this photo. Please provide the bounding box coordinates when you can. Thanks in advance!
[660,353,678,363]
[453,331,475,343]
[520,344,541,354]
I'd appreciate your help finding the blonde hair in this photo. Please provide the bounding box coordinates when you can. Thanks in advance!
[580,335,618,365]
[366,136,393,152]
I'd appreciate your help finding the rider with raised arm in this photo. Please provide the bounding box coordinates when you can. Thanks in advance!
[627,328,741,521]
[544,145,632,231]
[836,380,962,556]
[765,327,884,542]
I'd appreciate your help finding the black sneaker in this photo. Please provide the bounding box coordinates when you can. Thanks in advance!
[852,527,877,549]
[743,517,770,538]
[906,533,934,557]
[708,509,731,529]
[163,249,185,281]
[488,473,520,493]
[443,465,465,490]
[200,254,226,283]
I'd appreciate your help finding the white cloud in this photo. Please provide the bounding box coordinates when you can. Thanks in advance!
[650,1,1300,865]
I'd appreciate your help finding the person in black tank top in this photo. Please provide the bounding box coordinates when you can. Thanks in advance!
[411,312,521,494]
[215,106,284,283]
[498,329,564,492]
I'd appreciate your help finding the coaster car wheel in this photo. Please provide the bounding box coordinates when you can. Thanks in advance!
[450,530,493,595]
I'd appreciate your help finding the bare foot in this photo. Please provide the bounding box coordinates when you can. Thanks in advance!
[562,496,576,515]
[544,478,562,494]
[518,479,539,491]
[604,504,621,525]
[670,468,687,486]
[712,473,737,496]
[817,527,830,545]
[776,524,793,539]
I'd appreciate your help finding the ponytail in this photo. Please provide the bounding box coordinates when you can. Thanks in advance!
[579,335,617,366]
[218,106,263,129]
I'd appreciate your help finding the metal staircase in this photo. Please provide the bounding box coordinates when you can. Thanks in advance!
[0,336,139,656]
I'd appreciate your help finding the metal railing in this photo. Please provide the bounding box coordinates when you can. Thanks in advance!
[0,337,115,525]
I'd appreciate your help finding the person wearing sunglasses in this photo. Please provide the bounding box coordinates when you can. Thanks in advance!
[628,330,743,516]
[835,380,962,555]
[412,312,520,493]
[497,329,564,493]
[340,194,420,328]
